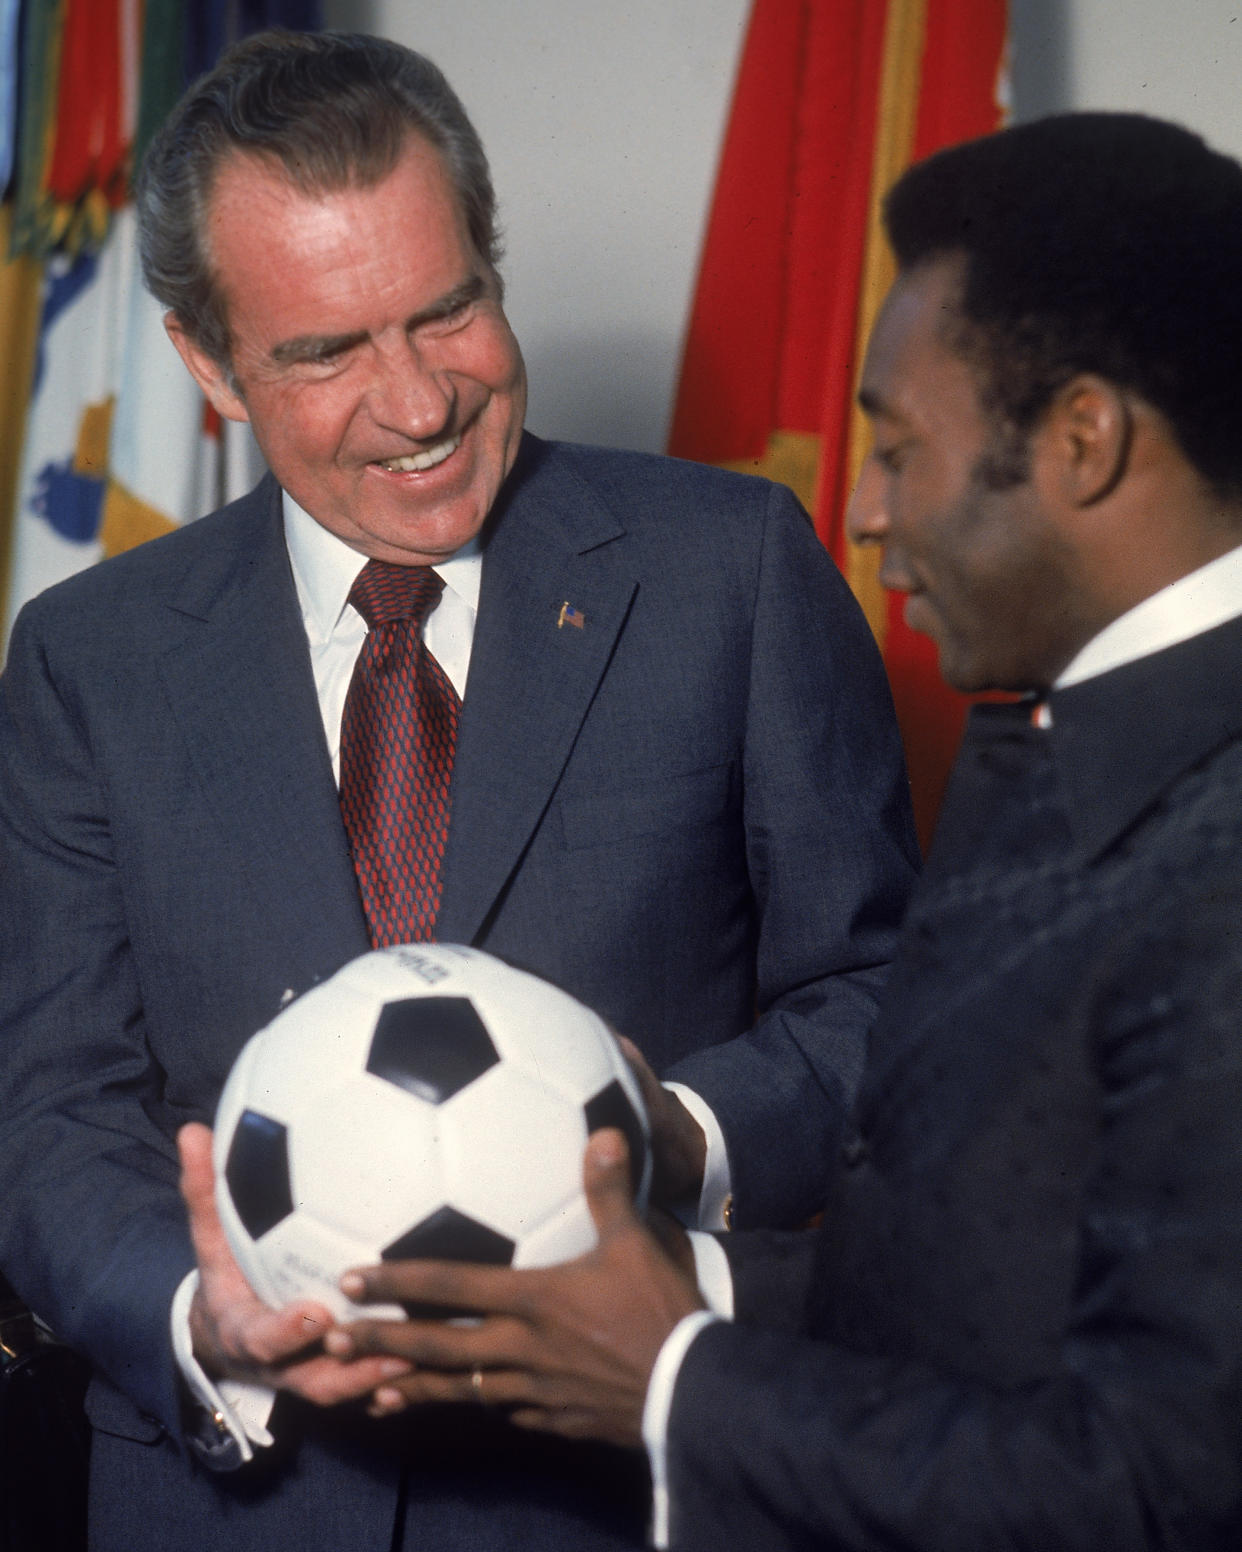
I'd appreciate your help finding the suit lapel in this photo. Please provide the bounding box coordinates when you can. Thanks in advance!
[155,482,370,981]
[1050,611,1242,862]
[437,442,637,944]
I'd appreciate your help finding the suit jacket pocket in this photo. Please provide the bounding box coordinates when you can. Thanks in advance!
[557,763,733,850]
[84,1375,165,1444]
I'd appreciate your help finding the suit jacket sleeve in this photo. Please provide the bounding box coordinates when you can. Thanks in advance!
[661,882,1242,1552]
[718,1227,820,1331]
[0,592,195,1433]
[0,476,373,1464]
[665,482,919,1226]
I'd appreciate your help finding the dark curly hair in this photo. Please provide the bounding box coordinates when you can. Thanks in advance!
[135,30,503,368]
[884,112,1242,502]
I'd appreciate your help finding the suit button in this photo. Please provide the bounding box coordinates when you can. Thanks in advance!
[841,1131,869,1166]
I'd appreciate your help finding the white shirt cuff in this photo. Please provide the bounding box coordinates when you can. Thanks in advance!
[663,1082,733,1230]
[687,1230,734,1320]
[170,1271,276,1458]
[642,1310,720,1550]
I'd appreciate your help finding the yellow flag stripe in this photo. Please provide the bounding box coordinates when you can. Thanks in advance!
[719,429,822,516]
[844,0,928,648]
[100,478,178,560]
[0,206,44,638]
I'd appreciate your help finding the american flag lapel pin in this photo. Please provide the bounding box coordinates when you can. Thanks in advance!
[556,601,586,630]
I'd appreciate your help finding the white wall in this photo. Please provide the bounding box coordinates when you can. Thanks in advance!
[323,0,750,452]
[1011,0,1242,165]
[324,0,1242,453]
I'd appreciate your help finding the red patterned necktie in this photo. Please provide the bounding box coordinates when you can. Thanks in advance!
[339,559,461,946]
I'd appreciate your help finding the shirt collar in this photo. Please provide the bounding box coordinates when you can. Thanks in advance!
[1054,540,1242,689]
[282,490,483,645]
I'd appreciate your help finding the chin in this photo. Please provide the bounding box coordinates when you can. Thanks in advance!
[935,647,990,696]
[942,656,1034,698]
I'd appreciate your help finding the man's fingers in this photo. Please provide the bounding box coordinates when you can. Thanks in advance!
[341,1306,527,1370]
[180,1121,345,1382]
[343,1257,530,1317]
[367,1362,537,1417]
[178,1124,218,1230]
[179,1120,252,1278]
[243,1300,335,1362]
[275,1350,412,1407]
[583,1127,641,1237]
[616,1034,660,1100]
[610,1045,706,1204]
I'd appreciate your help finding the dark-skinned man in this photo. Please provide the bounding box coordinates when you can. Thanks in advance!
[323,112,1242,1551]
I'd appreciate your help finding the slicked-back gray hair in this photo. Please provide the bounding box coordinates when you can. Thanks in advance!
[135,29,503,367]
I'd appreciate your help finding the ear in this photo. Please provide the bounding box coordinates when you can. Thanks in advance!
[1040,374,1132,508]
[163,313,250,424]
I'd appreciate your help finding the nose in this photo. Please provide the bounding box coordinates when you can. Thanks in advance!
[367,335,455,441]
[845,454,889,548]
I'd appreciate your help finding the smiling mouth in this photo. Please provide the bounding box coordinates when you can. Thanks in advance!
[374,434,461,474]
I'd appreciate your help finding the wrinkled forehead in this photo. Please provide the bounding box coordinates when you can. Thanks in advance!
[206,126,447,222]
[203,134,478,301]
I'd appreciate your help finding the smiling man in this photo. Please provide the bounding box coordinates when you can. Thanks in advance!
[166,136,527,566]
[850,261,1095,693]
[347,113,1242,1551]
[0,29,917,1552]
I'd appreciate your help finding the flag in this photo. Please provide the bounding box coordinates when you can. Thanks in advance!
[2,205,265,635]
[668,0,1009,848]
[0,0,20,194]
[1,0,322,652]
[0,207,43,618]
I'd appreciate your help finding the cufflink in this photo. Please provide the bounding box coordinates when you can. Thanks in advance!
[186,1407,245,1472]
[722,1194,735,1232]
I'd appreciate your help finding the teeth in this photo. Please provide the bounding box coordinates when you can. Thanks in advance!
[377,435,460,473]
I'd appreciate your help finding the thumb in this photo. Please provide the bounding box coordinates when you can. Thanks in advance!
[178,1121,230,1268]
[584,1128,640,1240]
[178,1122,215,1212]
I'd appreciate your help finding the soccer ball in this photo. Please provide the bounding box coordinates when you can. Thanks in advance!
[213,944,650,1320]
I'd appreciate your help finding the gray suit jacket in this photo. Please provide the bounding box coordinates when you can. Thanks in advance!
[0,435,916,1549]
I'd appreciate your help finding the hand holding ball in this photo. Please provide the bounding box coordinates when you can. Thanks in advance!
[213,945,650,1319]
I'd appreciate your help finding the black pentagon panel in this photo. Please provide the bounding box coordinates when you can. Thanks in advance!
[367,996,499,1104]
[225,1109,294,1241]
[382,1206,516,1266]
[585,1079,646,1198]
[383,1207,515,1320]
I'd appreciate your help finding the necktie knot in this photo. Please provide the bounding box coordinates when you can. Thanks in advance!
[349,559,444,630]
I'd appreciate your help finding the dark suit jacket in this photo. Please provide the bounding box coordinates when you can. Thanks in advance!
[0,436,916,1550]
[667,616,1242,1551]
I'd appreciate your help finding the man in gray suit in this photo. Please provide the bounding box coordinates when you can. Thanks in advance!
[0,29,916,1551]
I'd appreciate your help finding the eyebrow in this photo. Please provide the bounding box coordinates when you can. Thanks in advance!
[269,273,489,366]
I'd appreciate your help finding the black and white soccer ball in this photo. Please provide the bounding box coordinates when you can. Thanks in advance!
[213,944,650,1319]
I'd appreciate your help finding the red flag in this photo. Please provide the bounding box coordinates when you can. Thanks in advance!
[669,0,1009,849]
[45,0,130,209]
